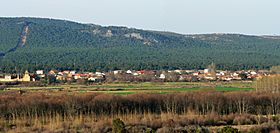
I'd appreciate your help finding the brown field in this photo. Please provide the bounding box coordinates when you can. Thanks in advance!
[0,82,280,132]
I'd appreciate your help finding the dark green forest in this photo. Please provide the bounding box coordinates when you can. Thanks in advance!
[0,17,280,73]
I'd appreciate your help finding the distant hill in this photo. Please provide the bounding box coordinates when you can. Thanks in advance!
[0,17,280,72]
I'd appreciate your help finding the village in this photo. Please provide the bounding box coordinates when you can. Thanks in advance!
[0,68,270,83]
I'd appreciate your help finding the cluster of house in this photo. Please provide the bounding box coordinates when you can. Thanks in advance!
[115,69,268,82]
[0,68,270,83]
[47,70,105,82]
[188,69,267,81]
[0,70,33,82]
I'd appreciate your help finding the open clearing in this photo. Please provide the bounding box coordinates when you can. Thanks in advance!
[4,81,255,94]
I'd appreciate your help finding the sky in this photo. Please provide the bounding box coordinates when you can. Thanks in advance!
[1,0,280,35]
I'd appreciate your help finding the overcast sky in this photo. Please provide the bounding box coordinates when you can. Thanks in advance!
[1,0,279,35]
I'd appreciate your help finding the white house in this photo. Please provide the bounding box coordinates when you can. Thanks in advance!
[36,70,44,75]
[126,70,132,74]
[70,71,76,75]
[159,74,166,79]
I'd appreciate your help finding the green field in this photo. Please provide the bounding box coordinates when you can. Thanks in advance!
[4,81,255,94]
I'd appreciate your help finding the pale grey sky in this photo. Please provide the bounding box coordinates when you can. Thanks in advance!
[1,0,279,35]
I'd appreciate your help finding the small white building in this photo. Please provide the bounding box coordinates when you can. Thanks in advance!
[204,69,209,74]
[159,74,166,79]
[4,75,12,80]
[113,70,123,75]
[70,71,76,75]
[36,70,44,75]
[95,72,102,75]
[250,71,257,75]
[193,72,199,76]
[88,77,97,81]
[132,72,139,76]
[126,70,132,74]
[174,70,182,74]
[233,72,239,77]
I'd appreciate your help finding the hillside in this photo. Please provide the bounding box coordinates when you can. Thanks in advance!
[0,17,280,72]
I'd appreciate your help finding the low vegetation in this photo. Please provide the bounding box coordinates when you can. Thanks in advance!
[0,90,280,132]
[0,79,279,132]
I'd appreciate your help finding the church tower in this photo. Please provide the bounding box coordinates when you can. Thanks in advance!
[22,70,31,82]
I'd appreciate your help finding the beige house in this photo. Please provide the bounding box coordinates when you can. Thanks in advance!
[0,70,32,82]
[0,75,14,82]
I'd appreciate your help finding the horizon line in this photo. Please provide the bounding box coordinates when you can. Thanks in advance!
[1,16,280,36]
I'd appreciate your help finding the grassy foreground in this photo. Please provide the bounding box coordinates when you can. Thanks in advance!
[2,81,274,132]
[0,88,280,132]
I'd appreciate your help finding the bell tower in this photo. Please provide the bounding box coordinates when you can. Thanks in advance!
[22,70,31,82]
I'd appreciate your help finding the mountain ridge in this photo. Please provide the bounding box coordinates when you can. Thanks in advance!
[0,17,280,72]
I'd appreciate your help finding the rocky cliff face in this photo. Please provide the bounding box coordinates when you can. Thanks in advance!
[0,21,30,57]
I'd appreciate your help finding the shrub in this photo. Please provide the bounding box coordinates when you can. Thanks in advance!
[218,126,239,133]
[249,122,280,133]
[146,128,156,133]
[112,118,126,133]
[156,127,175,133]
[233,114,255,125]
[186,126,210,133]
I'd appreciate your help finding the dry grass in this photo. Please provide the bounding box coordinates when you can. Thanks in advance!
[0,91,280,132]
[1,113,279,132]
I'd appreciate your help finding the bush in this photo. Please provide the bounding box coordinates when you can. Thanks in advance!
[112,118,126,133]
[218,126,239,133]
[186,126,210,133]
[233,115,255,125]
[249,122,280,133]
